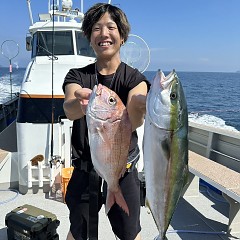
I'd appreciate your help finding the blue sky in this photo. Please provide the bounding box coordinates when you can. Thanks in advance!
[0,0,240,72]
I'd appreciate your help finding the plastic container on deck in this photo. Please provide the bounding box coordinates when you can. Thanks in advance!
[5,204,60,240]
[61,167,74,203]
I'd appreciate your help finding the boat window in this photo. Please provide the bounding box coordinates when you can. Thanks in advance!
[32,31,74,57]
[75,31,95,57]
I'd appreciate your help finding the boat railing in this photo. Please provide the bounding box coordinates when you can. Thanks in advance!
[188,121,240,173]
[0,95,19,133]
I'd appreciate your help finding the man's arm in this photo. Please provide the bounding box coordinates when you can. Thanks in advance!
[63,83,92,120]
[126,81,148,131]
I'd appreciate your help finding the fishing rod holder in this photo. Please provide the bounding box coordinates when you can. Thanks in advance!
[50,155,64,166]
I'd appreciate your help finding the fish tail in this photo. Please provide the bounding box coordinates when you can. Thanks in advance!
[105,191,115,215]
[105,190,129,216]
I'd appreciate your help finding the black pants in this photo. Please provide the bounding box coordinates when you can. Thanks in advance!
[65,167,141,240]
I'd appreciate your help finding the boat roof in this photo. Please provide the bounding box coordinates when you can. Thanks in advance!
[27,1,84,34]
[29,21,82,33]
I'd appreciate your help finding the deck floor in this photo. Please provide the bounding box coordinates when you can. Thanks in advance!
[0,185,239,240]
[0,149,9,165]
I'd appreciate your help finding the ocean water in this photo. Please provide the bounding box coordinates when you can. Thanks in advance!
[0,67,24,102]
[144,71,240,132]
[0,67,239,132]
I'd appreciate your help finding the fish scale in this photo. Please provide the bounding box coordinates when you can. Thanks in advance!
[86,84,132,215]
[143,70,189,240]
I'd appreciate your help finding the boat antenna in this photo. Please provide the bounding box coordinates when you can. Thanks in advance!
[26,0,34,26]
[81,0,83,12]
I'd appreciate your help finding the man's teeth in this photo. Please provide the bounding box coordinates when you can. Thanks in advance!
[99,42,111,46]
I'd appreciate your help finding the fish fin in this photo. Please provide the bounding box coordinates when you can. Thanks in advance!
[114,190,129,216]
[105,191,115,215]
[183,165,190,187]
[120,165,126,178]
[96,126,110,144]
[181,173,190,196]
[105,189,129,216]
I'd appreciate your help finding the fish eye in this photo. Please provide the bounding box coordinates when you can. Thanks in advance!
[170,92,177,100]
[108,96,117,105]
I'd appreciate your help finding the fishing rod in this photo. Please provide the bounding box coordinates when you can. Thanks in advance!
[50,3,55,168]
[49,1,62,170]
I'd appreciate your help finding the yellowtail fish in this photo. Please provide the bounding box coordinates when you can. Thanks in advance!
[86,84,132,215]
[143,70,189,239]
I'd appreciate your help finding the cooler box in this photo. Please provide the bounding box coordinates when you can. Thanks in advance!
[5,204,60,240]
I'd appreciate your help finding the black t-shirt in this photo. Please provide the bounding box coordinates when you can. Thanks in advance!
[63,62,150,163]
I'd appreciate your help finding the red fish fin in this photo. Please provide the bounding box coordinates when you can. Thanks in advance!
[115,190,130,216]
[105,190,130,216]
[120,165,126,178]
[105,191,115,215]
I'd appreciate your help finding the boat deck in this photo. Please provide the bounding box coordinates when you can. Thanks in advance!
[0,185,239,240]
[0,149,8,165]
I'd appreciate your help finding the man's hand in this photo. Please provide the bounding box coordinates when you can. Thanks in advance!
[63,84,92,120]
[74,88,92,115]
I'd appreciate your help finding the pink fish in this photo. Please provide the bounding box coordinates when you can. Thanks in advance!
[86,84,132,215]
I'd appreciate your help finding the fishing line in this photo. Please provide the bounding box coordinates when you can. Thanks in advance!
[166,229,227,235]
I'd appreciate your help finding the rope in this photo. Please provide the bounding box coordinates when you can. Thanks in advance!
[0,189,19,205]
